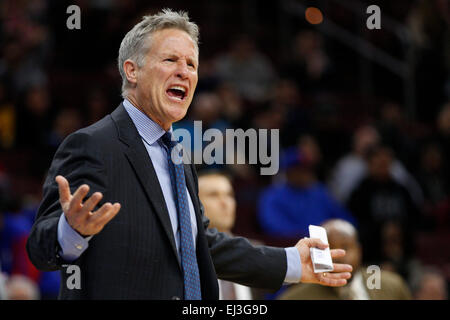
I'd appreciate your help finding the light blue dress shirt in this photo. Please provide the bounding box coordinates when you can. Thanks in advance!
[57,99,302,283]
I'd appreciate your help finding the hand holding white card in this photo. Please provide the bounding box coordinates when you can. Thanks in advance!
[309,225,334,273]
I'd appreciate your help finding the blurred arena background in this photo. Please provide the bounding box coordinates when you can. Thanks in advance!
[0,0,448,300]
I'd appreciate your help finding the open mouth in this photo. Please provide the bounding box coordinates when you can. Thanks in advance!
[166,85,187,101]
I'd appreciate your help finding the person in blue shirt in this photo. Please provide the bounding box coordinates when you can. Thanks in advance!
[258,146,356,239]
[1,206,61,299]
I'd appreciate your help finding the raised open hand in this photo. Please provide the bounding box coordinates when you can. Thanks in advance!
[56,175,121,237]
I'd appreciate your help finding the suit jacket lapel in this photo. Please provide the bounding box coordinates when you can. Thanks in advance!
[111,104,180,266]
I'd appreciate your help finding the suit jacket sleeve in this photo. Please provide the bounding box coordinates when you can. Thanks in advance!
[26,131,108,271]
[205,222,287,290]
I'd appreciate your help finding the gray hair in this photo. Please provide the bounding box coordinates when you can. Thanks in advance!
[117,8,200,99]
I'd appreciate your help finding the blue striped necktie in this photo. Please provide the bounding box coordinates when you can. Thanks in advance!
[161,131,202,300]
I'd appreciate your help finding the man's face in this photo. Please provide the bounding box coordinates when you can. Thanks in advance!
[327,229,361,272]
[134,28,198,130]
[198,174,236,233]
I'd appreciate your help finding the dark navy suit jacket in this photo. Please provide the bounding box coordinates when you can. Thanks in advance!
[26,103,287,299]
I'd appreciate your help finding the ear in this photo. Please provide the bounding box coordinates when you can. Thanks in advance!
[123,59,138,87]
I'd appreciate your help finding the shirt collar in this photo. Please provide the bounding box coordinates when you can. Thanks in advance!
[122,99,171,145]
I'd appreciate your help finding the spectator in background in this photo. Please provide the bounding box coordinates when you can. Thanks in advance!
[271,79,311,148]
[187,92,230,132]
[85,89,111,125]
[412,266,448,300]
[0,208,39,281]
[250,102,284,133]
[4,274,40,300]
[0,0,50,95]
[250,102,285,182]
[329,124,424,207]
[174,91,232,171]
[0,78,15,149]
[215,83,244,128]
[14,84,55,178]
[15,84,53,149]
[279,219,412,300]
[13,199,61,300]
[198,170,258,300]
[281,30,333,95]
[416,142,450,230]
[0,38,47,95]
[329,125,380,203]
[215,34,277,103]
[258,142,355,240]
[198,170,236,235]
[47,107,83,149]
[375,102,417,168]
[0,171,60,299]
[347,146,420,281]
[297,134,325,180]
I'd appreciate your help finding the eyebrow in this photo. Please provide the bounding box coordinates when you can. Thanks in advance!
[161,52,197,60]
[161,52,198,65]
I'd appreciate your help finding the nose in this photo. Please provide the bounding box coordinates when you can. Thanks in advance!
[175,60,189,80]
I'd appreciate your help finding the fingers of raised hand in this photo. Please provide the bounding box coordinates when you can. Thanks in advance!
[69,184,90,212]
[88,202,121,231]
[55,176,120,236]
[81,192,103,214]
[56,175,71,206]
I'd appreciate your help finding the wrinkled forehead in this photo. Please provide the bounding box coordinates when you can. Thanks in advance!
[149,28,199,61]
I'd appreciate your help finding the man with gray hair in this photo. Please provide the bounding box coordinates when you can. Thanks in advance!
[27,9,352,299]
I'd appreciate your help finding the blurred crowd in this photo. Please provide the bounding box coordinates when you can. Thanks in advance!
[0,0,449,299]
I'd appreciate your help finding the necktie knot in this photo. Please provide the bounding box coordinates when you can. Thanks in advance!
[161,131,178,150]
[161,132,184,164]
